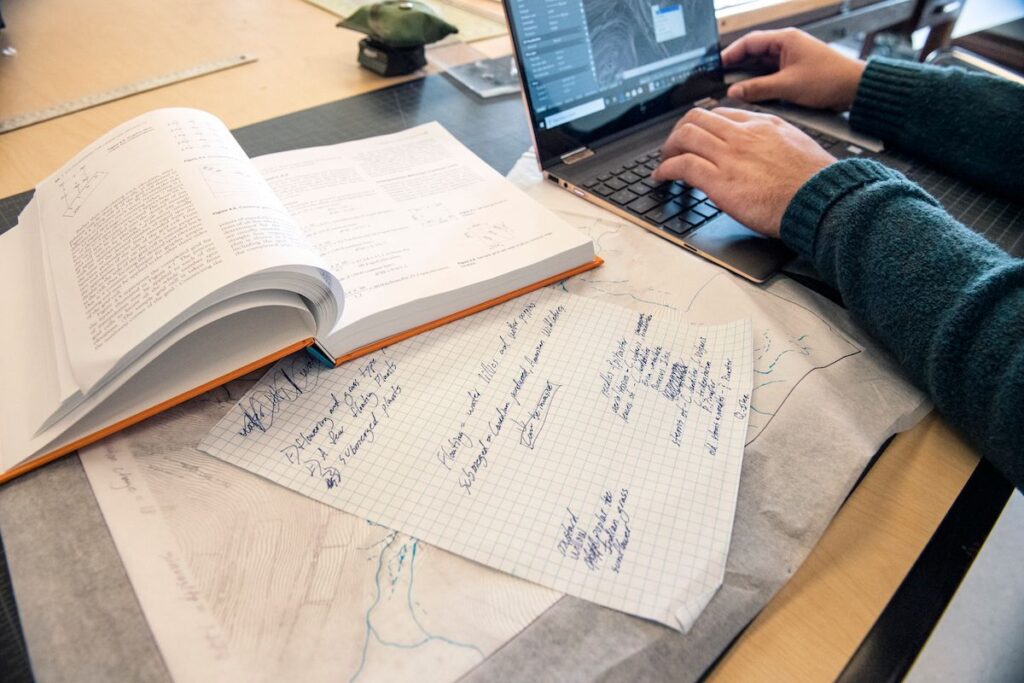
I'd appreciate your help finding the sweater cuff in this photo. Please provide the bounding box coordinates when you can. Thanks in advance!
[850,57,925,141]
[781,159,902,259]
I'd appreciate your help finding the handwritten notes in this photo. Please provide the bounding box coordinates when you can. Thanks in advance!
[201,289,752,630]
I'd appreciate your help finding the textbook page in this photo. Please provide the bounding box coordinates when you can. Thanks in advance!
[251,123,593,354]
[35,108,337,394]
[201,289,753,630]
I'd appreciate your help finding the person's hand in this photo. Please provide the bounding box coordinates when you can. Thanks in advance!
[722,28,866,111]
[652,107,836,237]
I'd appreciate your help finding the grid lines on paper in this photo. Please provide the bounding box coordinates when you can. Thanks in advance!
[200,290,754,627]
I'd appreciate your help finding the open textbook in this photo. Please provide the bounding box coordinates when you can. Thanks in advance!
[201,289,754,630]
[0,109,598,483]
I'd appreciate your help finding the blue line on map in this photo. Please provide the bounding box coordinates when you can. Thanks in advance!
[754,341,813,375]
[349,535,482,683]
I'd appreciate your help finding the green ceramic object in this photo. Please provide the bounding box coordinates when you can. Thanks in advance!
[338,1,458,48]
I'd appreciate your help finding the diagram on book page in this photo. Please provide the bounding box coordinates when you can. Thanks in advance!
[464,220,515,247]
[201,160,260,198]
[54,163,109,218]
[80,388,560,683]
[410,201,517,247]
[410,200,459,229]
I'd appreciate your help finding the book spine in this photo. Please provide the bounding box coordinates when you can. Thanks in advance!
[306,341,336,368]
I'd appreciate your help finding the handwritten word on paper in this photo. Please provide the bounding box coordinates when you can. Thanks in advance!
[599,314,751,459]
[201,289,752,630]
[559,488,632,574]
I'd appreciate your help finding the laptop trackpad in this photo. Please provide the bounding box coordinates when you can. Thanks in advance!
[686,215,793,283]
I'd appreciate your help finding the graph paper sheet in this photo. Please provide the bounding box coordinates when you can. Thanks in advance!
[200,289,753,630]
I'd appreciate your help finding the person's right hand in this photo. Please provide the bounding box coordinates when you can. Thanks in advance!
[722,28,866,111]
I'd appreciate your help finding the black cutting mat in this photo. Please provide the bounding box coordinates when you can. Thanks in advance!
[231,75,530,168]
[0,533,32,683]
[873,148,1024,256]
[0,190,30,237]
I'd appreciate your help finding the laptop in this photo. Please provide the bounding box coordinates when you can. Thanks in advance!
[502,0,801,283]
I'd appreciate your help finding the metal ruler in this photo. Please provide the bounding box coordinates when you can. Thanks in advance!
[0,54,257,135]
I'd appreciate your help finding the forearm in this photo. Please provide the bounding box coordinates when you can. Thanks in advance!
[782,159,1024,490]
[850,58,1024,198]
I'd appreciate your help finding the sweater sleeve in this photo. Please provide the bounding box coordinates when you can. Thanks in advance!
[850,57,1024,198]
[782,159,1024,491]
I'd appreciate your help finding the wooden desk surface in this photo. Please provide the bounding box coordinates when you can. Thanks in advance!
[0,0,979,679]
[716,0,841,35]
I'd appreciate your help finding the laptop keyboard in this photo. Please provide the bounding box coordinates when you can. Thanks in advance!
[578,113,862,238]
[582,152,719,236]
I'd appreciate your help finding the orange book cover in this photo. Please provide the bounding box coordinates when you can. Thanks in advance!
[0,257,602,485]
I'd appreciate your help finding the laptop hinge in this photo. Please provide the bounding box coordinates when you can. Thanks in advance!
[560,146,595,165]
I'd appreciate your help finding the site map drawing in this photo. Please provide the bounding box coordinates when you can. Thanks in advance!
[584,1,715,87]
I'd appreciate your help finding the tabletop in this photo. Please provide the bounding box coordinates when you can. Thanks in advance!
[0,0,984,680]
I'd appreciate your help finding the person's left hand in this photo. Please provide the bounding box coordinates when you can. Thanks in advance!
[652,107,836,238]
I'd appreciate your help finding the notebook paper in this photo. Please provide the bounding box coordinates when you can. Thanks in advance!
[200,289,752,630]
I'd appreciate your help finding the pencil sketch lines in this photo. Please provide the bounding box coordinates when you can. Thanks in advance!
[574,277,679,310]
[743,349,862,446]
[680,272,725,313]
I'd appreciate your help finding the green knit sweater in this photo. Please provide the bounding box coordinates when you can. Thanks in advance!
[780,57,1024,491]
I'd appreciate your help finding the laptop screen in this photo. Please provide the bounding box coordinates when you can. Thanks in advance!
[505,0,724,168]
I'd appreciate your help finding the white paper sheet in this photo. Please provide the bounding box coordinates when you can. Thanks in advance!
[252,122,593,354]
[34,108,330,393]
[79,395,561,683]
[201,289,753,630]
